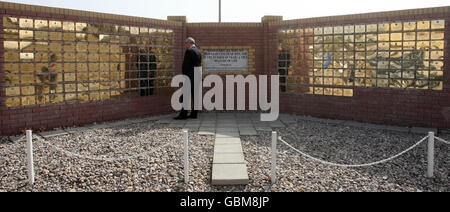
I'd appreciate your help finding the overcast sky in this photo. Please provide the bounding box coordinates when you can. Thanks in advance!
[4,0,449,22]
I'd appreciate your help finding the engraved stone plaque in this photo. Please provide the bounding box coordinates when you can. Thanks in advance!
[204,49,248,72]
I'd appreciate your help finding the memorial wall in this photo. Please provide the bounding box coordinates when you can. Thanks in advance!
[277,20,445,96]
[0,2,449,135]
[271,8,450,129]
[0,2,183,135]
[2,16,176,108]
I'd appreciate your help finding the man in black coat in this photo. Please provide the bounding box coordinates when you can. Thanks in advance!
[175,37,202,120]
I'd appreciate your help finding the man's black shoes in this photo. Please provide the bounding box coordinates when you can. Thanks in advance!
[187,115,198,119]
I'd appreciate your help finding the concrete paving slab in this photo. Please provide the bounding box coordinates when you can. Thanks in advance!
[256,126,273,132]
[218,118,237,121]
[216,122,237,125]
[216,125,238,129]
[186,120,201,124]
[88,123,110,129]
[238,125,256,130]
[216,132,240,138]
[410,127,437,135]
[215,140,242,145]
[201,122,216,127]
[296,116,324,122]
[107,121,130,127]
[239,128,258,136]
[217,113,236,116]
[215,137,241,143]
[214,144,243,153]
[169,123,186,128]
[201,115,217,119]
[183,126,199,131]
[212,164,249,185]
[133,116,161,123]
[201,124,216,128]
[321,119,345,125]
[156,119,173,124]
[238,123,254,127]
[270,121,285,128]
[279,115,297,124]
[39,129,69,138]
[65,127,90,134]
[213,153,245,164]
[198,128,216,135]
[253,121,269,125]
[216,128,239,133]
[199,126,216,130]
[127,118,147,124]
[343,121,366,128]
[8,135,27,142]
[384,126,410,133]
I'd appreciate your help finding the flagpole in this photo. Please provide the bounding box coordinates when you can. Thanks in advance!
[219,0,222,23]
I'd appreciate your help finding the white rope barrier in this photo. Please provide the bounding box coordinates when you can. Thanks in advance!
[13,136,26,142]
[278,135,429,168]
[33,134,177,162]
[435,137,450,145]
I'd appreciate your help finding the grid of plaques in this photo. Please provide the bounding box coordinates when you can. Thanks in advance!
[2,16,175,108]
[278,19,445,96]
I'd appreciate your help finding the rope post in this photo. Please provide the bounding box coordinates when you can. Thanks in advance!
[183,130,189,184]
[271,131,277,184]
[427,132,435,178]
[26,130,35,185]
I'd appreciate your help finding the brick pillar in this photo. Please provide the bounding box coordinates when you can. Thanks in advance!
[262,16,282,75]
[168,16,187,76]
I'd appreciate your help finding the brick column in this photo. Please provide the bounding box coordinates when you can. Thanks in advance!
[262,16,282,75]
[168,16,187,76]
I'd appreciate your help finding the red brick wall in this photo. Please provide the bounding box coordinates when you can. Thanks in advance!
[186,23,265,110]
[187,23,265,74]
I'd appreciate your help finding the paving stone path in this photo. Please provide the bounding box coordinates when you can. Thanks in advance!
[159,112,292,185]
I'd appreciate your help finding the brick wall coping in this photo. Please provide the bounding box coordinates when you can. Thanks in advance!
[270,6,450,27]
[0,1,182,27]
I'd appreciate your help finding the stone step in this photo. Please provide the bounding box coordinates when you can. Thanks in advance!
[211,164,249,185]
[211,136,249,185]
[39,129,69,138]
[214,143,243,154]
[216,127,239,133]
[216,132,240,138]
[213,153,245,164]
[215,137,241,144]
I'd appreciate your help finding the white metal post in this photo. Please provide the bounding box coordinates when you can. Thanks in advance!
[184,130,189,183]
[26,130,35,185]
[219,0,222,23]
[427,132,435,178]
[271,131,277,184]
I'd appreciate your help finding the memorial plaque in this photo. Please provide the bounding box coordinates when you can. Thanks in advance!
[204,49,248,72]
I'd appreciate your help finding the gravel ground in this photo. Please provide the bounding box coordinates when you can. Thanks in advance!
[243,121,449,192]
[0,116,448,192]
